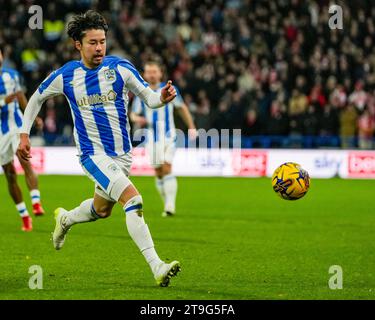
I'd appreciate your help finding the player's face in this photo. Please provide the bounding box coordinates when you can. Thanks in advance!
[0,50,3,68]
[76,29,106,68]
[144,64,162,85]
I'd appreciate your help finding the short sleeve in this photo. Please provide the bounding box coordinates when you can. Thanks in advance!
[38,70,64,99]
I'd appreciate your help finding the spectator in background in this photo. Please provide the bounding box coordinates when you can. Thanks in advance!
[0,44,16,69]
[340,104,358,149]
[288,89,307,137]
[21,36,44,73]
[1,0,375,149]
[267,101,289,136]
[330,84,347,110]
[227,91,246,129]
[303,104,319,137]
[193,96,211,130]
[212,100,230,131]
[243,107,261,137]
[183,94,197,114]
[289,89,308,116]
[358,107,375,149]
[295,75,309,95]
[43,4,65,51]
[319,104,339,137]
[349,80,368,113]
[308,84,327,112]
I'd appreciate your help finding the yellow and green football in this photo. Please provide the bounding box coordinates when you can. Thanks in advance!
[272,162,310,200]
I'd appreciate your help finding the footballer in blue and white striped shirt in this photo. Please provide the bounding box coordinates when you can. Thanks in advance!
[17,10,180,286]
[0,46,45,232]
[130,61,196,217]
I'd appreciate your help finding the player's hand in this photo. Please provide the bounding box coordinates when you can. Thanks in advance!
[35,117,44,130]
[17,133,32,161]
[188,128,198,140]
[5,93,18,104]
[160,80,177,104]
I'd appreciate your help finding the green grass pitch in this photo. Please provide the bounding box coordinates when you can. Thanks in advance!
[0,174,374,300]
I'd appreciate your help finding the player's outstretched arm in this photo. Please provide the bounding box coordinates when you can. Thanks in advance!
[137,80,177,109]
[119,62,176,109]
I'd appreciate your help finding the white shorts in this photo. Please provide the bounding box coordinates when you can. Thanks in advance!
[0,133,19,166]
[79,153,133,202]
[146,138,176,168]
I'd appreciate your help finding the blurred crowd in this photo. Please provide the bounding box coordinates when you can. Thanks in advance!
[0,0,375,148]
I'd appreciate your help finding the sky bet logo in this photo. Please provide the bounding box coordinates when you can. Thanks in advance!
[314,155,342,171]
[77,90,117,108]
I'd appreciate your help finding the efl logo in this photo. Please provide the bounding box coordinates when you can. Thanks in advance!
[15,147,45,174]
[232,150,267,177]
[348,152,375,178]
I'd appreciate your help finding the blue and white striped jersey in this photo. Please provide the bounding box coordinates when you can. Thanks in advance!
[34,56,150,156]
[131,82,184,142]
[0,68,23,136]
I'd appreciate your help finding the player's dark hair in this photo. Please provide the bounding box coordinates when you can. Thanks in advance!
[67,10,108,42]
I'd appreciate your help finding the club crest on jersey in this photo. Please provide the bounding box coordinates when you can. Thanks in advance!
[104,69,116,82]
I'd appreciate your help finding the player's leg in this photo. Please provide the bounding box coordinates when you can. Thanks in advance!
[160,162,178,217]
[119,183,162,271]
[106,153,180,286]
[1,162,32,231]
[17,153,45,216]
[154,165,165,203]
[148,141,166,204]
[151,139,178,217]
[63,190,114,226]
[2,163,23,204]
[118,182,181,286]
[53,154,180,285]
[160,140,178,216]
[52,190,115,250]
[52,154,127,249]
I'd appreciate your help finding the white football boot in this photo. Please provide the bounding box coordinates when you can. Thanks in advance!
[162,204,176,217]
[52,208,70,250]
[154,261,181,287]
[161,211,175,217]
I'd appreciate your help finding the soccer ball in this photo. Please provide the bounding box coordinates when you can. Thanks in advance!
[272,162,310,200]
